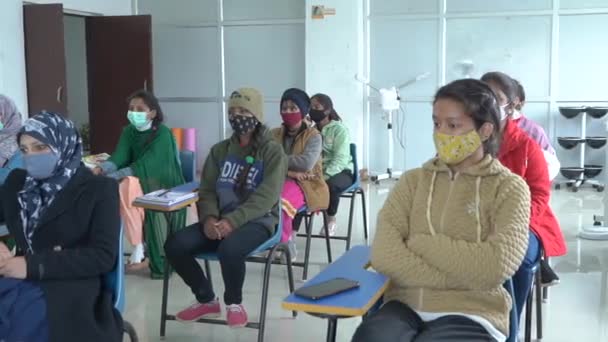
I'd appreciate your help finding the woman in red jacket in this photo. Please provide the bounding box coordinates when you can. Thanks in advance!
[482,72,566,320]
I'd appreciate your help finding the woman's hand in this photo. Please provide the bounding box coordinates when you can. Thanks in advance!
[0,242,12,262]
[0,256,27,279]
[214,219,234,238]
[92,166,103,175]
[202,216,220,240]
[288,171,315,182]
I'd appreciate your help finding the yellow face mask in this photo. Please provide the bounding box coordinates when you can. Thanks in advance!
[433,130,482,165]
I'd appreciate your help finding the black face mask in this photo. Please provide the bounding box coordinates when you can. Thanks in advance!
[309,109,327,123]
[229,115,258,136]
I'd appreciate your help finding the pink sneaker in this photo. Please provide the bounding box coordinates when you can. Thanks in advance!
[175,299,221,322]
[226,304,248,328]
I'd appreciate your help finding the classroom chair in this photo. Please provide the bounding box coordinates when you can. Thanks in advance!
[179,150,196,183]
[294,208,333,280]
[339,143,369,250]
[104,222,138,341]
[524,262,543,342]
[159,202,296,342]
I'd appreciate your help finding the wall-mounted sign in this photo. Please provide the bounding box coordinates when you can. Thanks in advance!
[312,5,336,19]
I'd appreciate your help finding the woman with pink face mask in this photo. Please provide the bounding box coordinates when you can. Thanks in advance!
[271,88,329,262]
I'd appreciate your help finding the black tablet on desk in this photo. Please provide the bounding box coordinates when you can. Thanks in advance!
[294,278,360,300]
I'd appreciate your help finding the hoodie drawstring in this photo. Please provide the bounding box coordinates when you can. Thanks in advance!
[426,171,482,242]
[426,171,437,236]
[475,176,482,243]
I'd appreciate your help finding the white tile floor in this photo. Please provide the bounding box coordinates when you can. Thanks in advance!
[122,181,608,342]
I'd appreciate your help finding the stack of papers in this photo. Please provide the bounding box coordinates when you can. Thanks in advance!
[135,189,197,207]
[83,153,110,169]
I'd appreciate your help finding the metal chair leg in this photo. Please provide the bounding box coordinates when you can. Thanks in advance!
[360,189,369,240]
[204,260,213,293]
[322,211,333,263]
[302,214,314,280]
[535,270,543,340]
[160,261,170,338]
[258,244,281,342]
[283,243,297,318]
[123,320,139,342]
[346,193,356,251]
[525,280,533,342]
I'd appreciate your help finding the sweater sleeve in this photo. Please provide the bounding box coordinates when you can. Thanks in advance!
[198,145,221,221]
[407,176,530,290]
[324,125,351,179]
[288,133,322,172]
[223,143,287,229]
[25,178,120,280]
[108,127,132,170]
[524,142,551,220]
[371,170,449,289]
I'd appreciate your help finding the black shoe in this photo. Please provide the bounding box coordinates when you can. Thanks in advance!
[540,259,560,287]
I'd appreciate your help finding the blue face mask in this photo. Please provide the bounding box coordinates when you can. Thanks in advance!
[0,122,4,130]
[23,152,60,180]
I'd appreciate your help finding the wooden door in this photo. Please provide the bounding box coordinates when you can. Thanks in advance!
[86,15,153,154]
[23,3,68,116]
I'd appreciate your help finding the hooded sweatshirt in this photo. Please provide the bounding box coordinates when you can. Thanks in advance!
[198,128,287,233]
[371,155,530,337]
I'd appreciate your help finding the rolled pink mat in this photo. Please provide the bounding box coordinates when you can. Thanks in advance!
[183,128,197,152]
[171,128,183,150]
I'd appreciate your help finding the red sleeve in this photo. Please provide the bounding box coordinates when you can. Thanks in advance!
[524,140,551,221]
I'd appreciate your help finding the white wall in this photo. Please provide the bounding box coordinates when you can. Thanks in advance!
[138,0,305,171]
[305,0,365,165]
[0,0,28,116]
[64,15,89,130]
[0,0,132,118]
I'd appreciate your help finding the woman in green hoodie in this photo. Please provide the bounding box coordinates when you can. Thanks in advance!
[164,88,287,329]
[309,93,353,236]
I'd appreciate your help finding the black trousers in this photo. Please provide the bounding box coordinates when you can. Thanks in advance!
[326,170,353,216]
[352,301,496,342]
[164,222,270,305]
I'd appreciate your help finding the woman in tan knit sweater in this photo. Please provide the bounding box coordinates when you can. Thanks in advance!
[352,79,531,342]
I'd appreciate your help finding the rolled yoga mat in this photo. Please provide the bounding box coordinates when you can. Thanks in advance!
[183,128,197,152]
[171,128,183,150]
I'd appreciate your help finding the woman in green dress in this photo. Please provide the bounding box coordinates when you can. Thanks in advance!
[94,90,185,278]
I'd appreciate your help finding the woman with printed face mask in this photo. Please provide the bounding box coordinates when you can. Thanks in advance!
[309,93,353,236]
[0,111,122,342]
[164,88,287,329]
[352,79,530,342]
[511,79,561,180]
[0,95,24,185]
[271,88,329,261]
[481,72,566,321]
[94,89,185,277]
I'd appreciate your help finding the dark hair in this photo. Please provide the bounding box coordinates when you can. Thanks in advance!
[434,79,501,156]
[311,93,342,121]
[234,122,269,197]
[480,71,517,115]
[127,89,164,144]
[513,79,526,110]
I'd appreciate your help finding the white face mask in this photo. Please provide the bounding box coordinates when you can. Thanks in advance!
[499,104,508,121]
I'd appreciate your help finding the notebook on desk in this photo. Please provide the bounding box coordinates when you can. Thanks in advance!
[134,189,197,207]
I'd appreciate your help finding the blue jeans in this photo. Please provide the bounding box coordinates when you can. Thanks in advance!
[0,278,48,342]
[512,231,541,321]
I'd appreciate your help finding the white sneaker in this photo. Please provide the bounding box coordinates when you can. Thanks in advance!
[319,221,337,237]
[128,243,145,265]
